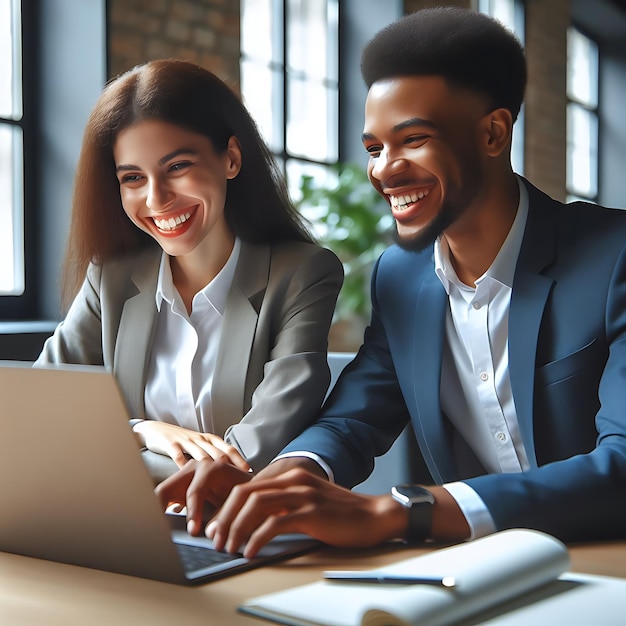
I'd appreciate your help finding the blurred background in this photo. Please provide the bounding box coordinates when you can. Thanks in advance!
[1,0,625,356]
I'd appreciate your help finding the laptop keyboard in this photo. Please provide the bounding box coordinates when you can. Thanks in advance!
[175,542,244,572]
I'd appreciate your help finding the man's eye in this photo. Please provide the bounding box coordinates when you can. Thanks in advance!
[170,161,192,172]
[365,146,381,157]
[404,135,428,145]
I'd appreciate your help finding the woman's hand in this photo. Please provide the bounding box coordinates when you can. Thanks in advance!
[132,420,251,472]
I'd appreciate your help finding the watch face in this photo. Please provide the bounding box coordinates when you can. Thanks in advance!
[391,485,434,506]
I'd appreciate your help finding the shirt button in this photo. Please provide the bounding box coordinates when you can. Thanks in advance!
[472,301,482,310]
[479,371,489,381]
[495,431,507,443]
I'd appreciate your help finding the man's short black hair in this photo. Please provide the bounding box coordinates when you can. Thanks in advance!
[361,7,526,120]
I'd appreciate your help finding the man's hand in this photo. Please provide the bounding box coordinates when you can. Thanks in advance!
[206,467,409,558]
[155,459,252,535]
[133,421,251,471]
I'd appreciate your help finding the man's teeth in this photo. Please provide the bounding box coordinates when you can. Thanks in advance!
[153,212,191,231]
[390,189,430,210]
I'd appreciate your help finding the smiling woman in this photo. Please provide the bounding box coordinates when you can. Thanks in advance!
[112,120,241,309]
[36,59,343,485]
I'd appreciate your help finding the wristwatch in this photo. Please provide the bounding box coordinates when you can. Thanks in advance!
[391,484,435,543]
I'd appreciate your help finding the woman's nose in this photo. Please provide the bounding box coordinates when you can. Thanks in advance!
[146,179,174,211]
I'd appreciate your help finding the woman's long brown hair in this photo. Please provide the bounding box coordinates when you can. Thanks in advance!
[63,59,313,308]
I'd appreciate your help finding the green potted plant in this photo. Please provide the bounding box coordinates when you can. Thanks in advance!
[296,163,393,351]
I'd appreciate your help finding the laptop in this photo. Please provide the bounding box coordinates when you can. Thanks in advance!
[0,361,318,585]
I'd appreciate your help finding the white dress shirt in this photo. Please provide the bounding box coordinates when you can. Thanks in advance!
[143,238,241,433]
[438,177,530,538]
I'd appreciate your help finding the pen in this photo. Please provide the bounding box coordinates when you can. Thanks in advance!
[323,571,456,588]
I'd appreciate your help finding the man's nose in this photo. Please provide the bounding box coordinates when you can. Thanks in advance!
[370,150,409,183]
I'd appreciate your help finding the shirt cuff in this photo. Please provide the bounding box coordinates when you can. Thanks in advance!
[272,451,335,483]
[443,481,497,540]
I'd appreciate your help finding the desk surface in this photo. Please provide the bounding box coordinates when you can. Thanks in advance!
[1,539,624,625]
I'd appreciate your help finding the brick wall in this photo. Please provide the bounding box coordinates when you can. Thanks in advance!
[107,0,241,89]
[524,0,569,200]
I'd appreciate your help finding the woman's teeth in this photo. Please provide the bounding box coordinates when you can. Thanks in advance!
[390,189,430,211]
[153,212,191,231]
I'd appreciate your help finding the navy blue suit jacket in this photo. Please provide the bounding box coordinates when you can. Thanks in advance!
[283,179,626,541]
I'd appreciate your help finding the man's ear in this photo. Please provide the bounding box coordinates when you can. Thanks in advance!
[483,108,513,157]
[225,135,243,179]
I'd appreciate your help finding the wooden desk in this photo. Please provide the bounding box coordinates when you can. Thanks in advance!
[1,540,624,625]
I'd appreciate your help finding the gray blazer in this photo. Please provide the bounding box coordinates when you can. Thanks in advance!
[37,239,343,482]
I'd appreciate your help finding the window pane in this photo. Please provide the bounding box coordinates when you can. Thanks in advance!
[287,76,338,161]
[241,0,276,63]
[241,59,283,152]
[286,159,332,202]
[567,28,598,108]
[479,0,517,35]
[0,124,24,295]
[567,103,598,199]
[241,0,339,170]
[0,0,21,120]
[287,0,337,81]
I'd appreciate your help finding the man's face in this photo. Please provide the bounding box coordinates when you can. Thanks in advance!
[362,76,491,251]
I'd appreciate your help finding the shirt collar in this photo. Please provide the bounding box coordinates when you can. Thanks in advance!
[155,237,241,315]
[434,176,528,293]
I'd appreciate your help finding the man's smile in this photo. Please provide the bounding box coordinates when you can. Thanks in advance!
[388,188,431,212]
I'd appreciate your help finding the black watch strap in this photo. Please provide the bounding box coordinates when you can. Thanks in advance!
[391,485,434,543]
[405,499,433,542]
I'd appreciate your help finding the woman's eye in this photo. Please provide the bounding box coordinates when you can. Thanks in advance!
[120,174,142,184]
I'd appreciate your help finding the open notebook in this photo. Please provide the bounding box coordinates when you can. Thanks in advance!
[240,529,626,626]
[0,361,317,585]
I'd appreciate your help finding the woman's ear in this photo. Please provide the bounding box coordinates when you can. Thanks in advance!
[483,108,513,157]
[225,136,243,179]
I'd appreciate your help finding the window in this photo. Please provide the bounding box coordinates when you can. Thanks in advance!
[0,0,23,296]
[566,27,599,202]
[479,0,525,175]
[240,0,339,197]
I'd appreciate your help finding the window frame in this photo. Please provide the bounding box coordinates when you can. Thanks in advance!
[566,25,600,203]
[240,0,340,197]
[0,0,40,319]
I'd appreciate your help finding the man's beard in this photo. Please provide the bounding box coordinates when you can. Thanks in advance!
[393,198,464,252]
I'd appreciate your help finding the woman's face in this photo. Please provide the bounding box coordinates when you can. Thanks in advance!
[113,119,241,260]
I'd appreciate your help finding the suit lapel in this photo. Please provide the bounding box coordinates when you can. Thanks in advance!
[508,180,558,467]
[211,241,269,437]
[403,262,458,483]
[114,250,160,419]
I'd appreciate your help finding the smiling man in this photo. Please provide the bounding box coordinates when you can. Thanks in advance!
[157,7,626,555]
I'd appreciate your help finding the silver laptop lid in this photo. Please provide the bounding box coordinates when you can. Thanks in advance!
[0,362,187,584]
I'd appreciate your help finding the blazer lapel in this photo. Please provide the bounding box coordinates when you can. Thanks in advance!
[211,241,269,437]
[406,266,458,483]
[508,180,558,467]
[114,250,160,420]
